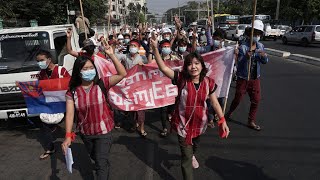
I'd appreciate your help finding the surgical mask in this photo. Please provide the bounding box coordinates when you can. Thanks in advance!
[214,40,221,47]
[178,46,187,53]
[81,69,96,81]
[143,40,148,45]
[124,39,130,44]
[253,36,260,42]
[162,47,172,55]
[201,31,205,34]
[38,60,49,69]
[164,36,171,41]
[129,47,138,54]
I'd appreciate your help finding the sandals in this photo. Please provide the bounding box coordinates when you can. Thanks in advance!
[39,149,56,160]
[207,120,215,128]
[247,123,261,131]
[160,129,168,137]
[139,131,147,137]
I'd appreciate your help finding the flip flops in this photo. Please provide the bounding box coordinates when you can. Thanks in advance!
[247,123,261,131]
[39,149,56,160]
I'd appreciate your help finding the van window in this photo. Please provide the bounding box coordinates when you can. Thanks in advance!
[0,32,50,74]
[53,33,67,66]
[305,26,313,32]
[297,26,306,32]
[238,25,246,30]
[316,26,320,32]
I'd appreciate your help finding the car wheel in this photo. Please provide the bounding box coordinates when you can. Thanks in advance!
[282,37,288,44]
[301,38,308,47]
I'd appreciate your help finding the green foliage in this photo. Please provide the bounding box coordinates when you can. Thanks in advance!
[0,0,106,27]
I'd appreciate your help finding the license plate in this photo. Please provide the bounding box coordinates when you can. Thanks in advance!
[7,110,27,119]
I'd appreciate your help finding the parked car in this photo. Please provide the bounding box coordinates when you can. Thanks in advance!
[273,25,292,37]
[263,23,281,41]
[282,25,320,46]
[225,24,250,41]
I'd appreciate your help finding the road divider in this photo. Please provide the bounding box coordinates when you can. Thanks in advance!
[265,48,291,58]
[288,54,320,66]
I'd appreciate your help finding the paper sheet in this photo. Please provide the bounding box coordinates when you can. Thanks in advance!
[65,148,74,173]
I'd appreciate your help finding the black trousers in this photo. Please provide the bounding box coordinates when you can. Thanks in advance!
[80,133,113,180]
[39,122,57,151]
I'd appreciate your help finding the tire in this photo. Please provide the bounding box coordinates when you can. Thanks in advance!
[301,38,309,47]
[282,37,288,44]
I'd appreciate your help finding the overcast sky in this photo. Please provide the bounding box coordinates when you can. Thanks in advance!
[146,0,198,15]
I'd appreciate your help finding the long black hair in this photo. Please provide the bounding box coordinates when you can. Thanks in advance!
[69,56,99,91]
[182,52,208,82]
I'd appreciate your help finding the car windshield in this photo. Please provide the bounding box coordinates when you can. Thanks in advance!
[0,31,50,74]
[238,25,246,30]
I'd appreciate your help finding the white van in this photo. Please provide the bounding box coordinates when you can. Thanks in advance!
[0,24,79,120]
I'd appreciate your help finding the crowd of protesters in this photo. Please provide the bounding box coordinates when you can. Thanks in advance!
[32,14,268,180]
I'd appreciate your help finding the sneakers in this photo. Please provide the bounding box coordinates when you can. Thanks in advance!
[192,155,199,169]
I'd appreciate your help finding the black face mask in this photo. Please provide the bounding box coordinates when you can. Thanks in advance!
[83,45,95,55]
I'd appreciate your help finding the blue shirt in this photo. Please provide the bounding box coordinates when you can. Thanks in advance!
[236,41,269,80]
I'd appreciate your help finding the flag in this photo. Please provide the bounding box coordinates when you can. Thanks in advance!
[17,78,70,114]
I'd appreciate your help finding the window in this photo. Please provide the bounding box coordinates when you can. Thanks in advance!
[53,33,67,66]
[113,5,115,11]
[315,26,320,32]
[305,26,313,32]
[297,26,306,32]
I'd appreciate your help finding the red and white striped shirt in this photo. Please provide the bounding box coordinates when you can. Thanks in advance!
[66,77,114,135]
[171,72,216,145]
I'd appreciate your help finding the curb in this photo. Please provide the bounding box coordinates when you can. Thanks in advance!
[265,48,291,58]
[288,54,320,66]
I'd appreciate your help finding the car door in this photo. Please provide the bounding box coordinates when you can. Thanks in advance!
[315,26,320,42]
[286,27,298,42]
[295,26,307,42]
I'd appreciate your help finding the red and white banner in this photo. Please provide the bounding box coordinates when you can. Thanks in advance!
[98,47,235,111]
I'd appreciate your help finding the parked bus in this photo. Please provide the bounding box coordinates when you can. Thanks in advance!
[239,15,271,24]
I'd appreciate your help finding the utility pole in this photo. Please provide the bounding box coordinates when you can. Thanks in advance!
[275,0,280,20]
[178,0,180,20]
[198,2,200,20]
[217,0,220,14]
[211,0,214,32]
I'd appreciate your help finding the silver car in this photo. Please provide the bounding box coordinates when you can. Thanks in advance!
[282,25,320,46]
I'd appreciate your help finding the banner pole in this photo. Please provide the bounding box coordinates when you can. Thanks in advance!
[223,97,227,113]
[247,0,257,80]
[79,0,87,39]
[107,0,112,41]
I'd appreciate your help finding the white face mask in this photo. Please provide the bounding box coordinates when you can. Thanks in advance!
[129,47,138,54]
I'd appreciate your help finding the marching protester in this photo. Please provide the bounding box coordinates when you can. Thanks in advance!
[75,11,91,48]
[61,42,127,180]
[150,35,230,180]
[36,49,70,160]
[119,39,148,137]
[226,20,269,131]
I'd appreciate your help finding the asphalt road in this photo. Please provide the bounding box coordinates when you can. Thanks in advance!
[262,39,320,58]
[0,55,320,180]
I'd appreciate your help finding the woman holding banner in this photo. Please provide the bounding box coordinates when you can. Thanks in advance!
[150,37,230,180]
[61,42,127,180]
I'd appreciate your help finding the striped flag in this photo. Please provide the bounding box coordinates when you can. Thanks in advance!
[17,78,70,114]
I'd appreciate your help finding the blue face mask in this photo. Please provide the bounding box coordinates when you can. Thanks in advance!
[124,39,130,44]
[38,60,49,69]
[214,40,221,47]
[178,46,187,53]
[162,47,172,55]
[164,36,171,41]
[253,36,260,43]
[81,69,96,81]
